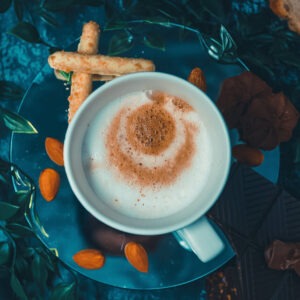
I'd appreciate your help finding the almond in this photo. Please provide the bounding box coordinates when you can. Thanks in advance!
[73,249,105,270]
[188,67,207,92]
[124,242,149,273]
[39,168,60,201]
[232,144,264,167]
[45,137,64,166]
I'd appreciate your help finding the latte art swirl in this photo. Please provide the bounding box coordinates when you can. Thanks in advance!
[106,91,198,188]
[83,89,212,219]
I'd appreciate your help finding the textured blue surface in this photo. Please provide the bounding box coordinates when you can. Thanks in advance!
[1,0,298,299]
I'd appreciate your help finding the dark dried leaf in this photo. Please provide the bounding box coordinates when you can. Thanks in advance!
[107,31,134,56]
[0,202,20,220]
[277,53,300,68]
[0,107,38,133]
[8,22,42,44]
[241,54,276,83]
[0,0,12,13]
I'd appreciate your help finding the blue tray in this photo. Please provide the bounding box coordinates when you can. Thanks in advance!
[10,23,279,290]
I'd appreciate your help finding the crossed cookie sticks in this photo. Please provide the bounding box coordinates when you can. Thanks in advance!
[48,21,155,122]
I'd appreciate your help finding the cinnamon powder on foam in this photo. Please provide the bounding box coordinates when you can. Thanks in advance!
[105,91,197,188]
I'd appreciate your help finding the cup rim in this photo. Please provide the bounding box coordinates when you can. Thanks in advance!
[64,72,231,235]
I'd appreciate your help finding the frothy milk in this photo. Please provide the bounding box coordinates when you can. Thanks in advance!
[82,90,212,219]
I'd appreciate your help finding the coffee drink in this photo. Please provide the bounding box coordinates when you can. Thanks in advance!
[82,90,212,219]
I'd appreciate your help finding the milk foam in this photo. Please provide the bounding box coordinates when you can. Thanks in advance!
[82,90,212,219]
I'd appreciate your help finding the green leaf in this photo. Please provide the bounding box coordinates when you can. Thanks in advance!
[0,0,12,13]
[143,34,166,51]
[220,26,237,53]
[0,242,10,265]
[200,26,238,64]
[6,223,33,237]
[8,191,32,222]
[8,22,42,44]
[0,202,20,220]
[59,70,72,84]
[0,107,38,133]
[12,190,32,207]
[23,247,35,258]
[107,31,134,56]
[0,173,8,185]
[50,282,76,300]
[36,247,58,273]
[14,256,29,278]
[31,253,48,291]
[43,0,74,12]
[10,272,28,300]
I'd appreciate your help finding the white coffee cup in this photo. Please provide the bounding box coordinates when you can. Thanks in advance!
[64,72,231,263]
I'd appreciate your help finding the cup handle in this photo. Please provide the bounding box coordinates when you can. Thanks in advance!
[174,216,224,263]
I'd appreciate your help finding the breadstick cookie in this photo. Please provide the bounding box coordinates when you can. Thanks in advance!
[48,52,155,76]
[68,21,100,122]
